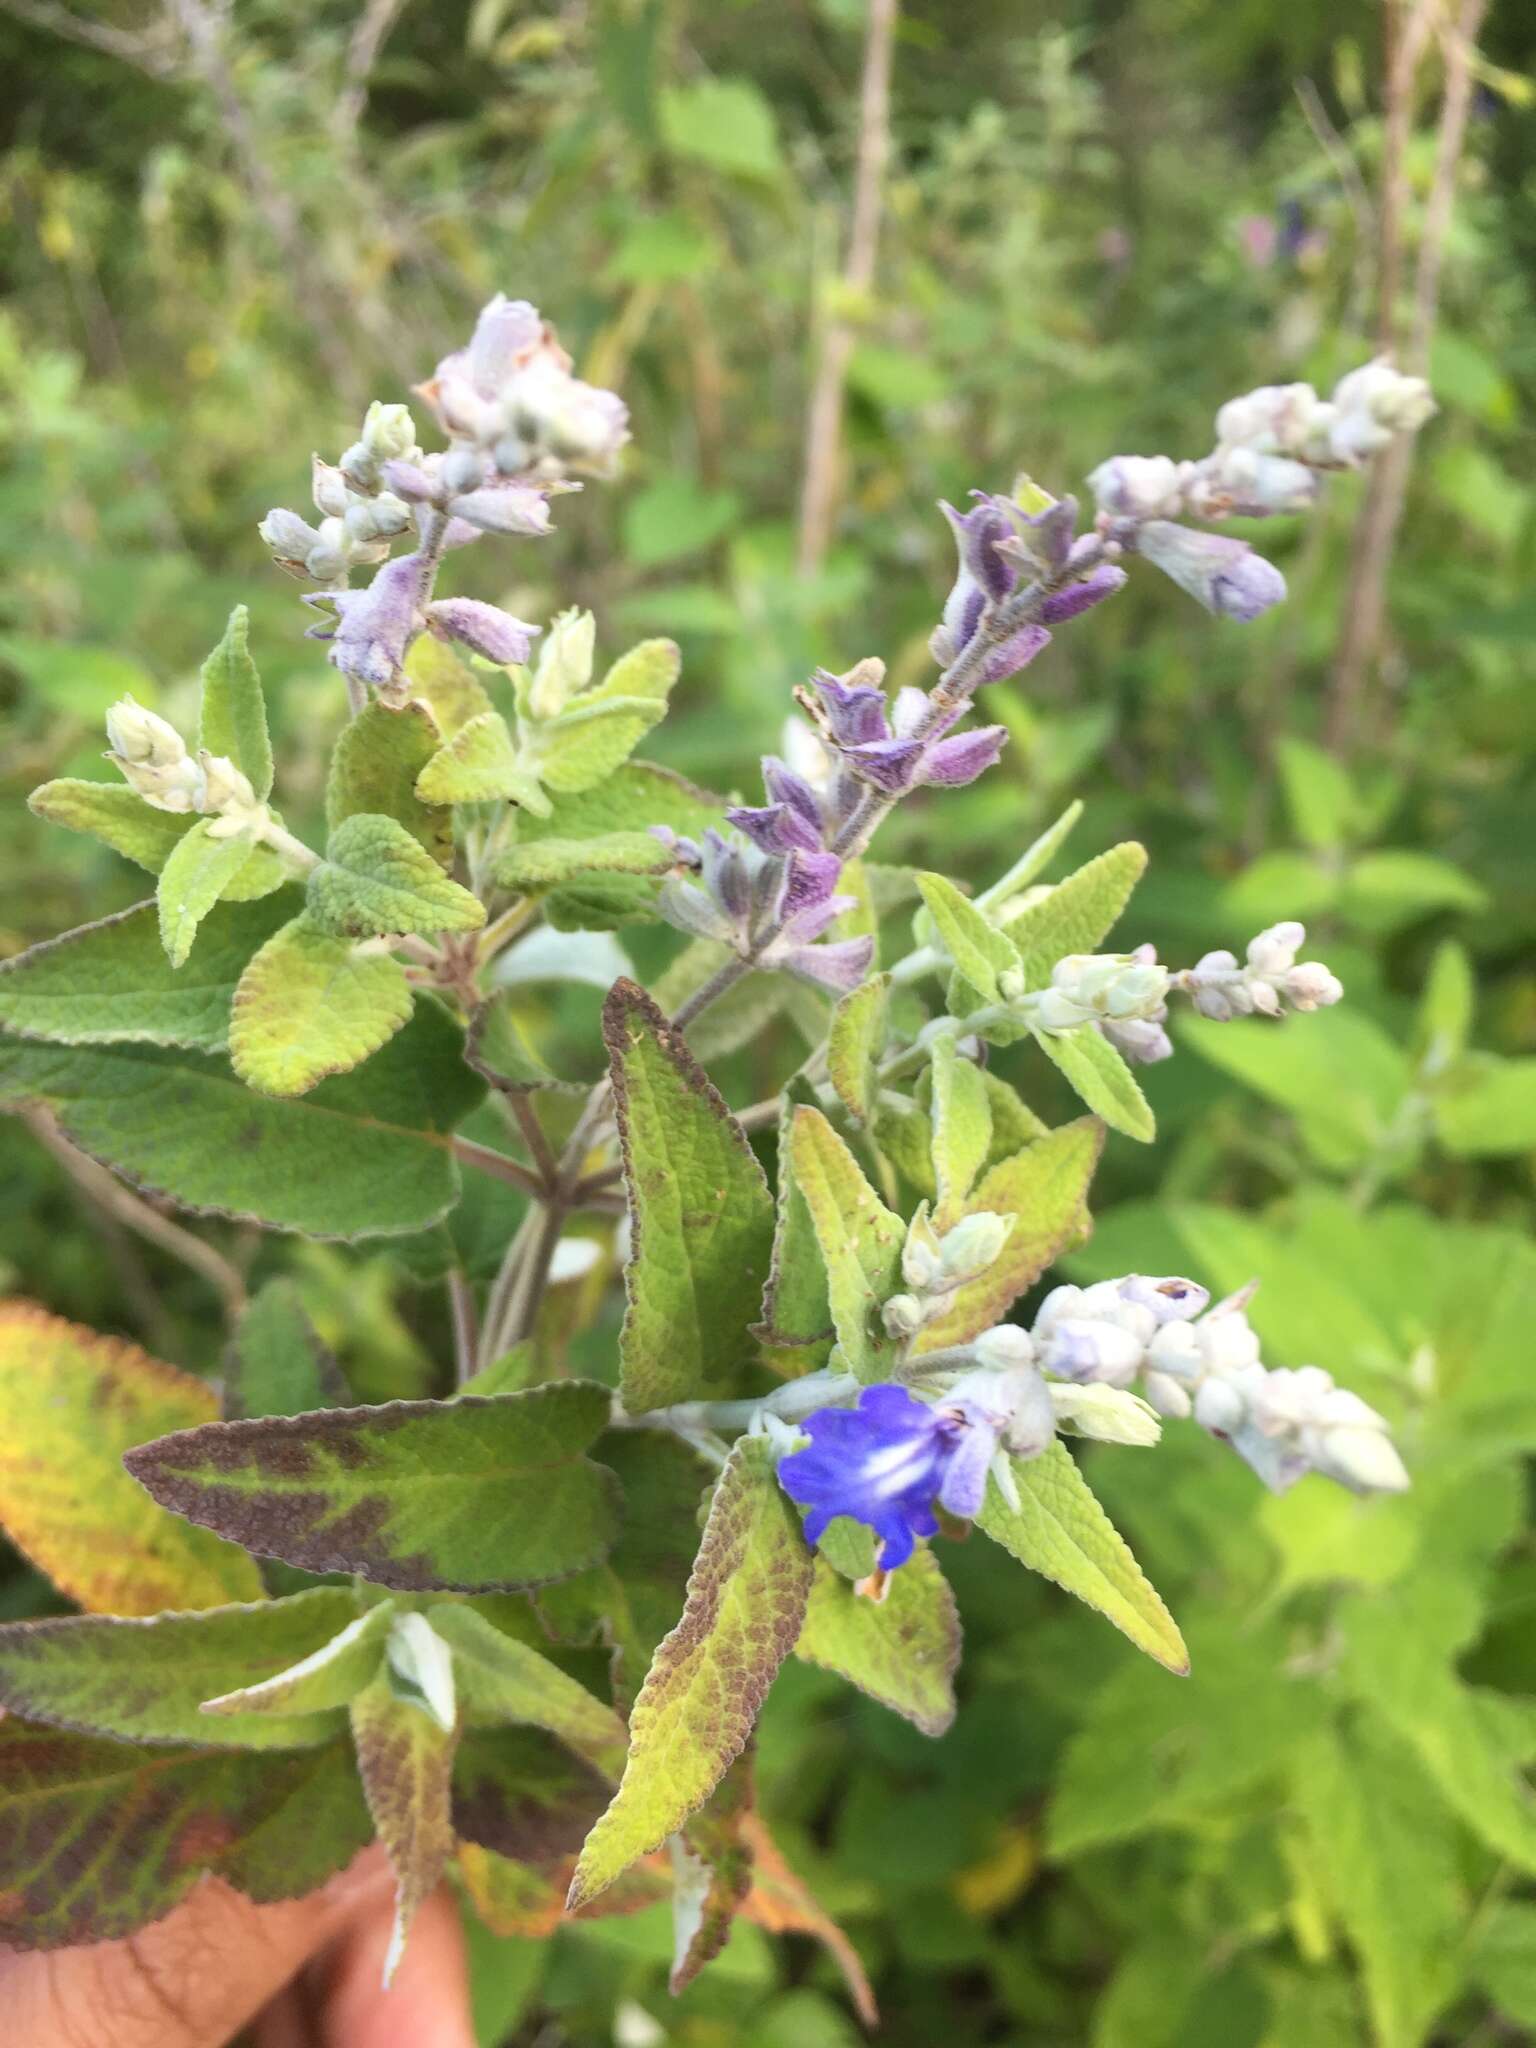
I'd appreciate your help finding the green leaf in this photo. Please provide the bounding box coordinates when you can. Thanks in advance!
[914,872,1020,1003]
[405,632,494,738]
[328,698,452,866]
[756,1081,834,1352]
[826,974,888,1126]
[974,799,1084,915]
[157,818,263,968]
[0,1301,264,1615]
[568,1439,812,1907]
[536,640,681,795]
[124,1382,622,1593]
[426,1604,627,1773]
[1413,937,1475,1070]
[794,1549,960,1736]
[604,979,776,1411]
[516,758,726,846]
[201,1600,393,1719]
[1033,1023,1155,1141]
[1275,735,1357,851]
[659,78,781,178]
[622,478,741,567]
[0,893,296,1052]
[1341,848,1488,933]
[225,1277,350,1421]
[198,605,273,801]
[30,778,199,873]
[0,1724,369,1950]
[1472,1903,1536,2028]
[494,832,675,894]
[1179,1008,1409,1170]
[229,915,414,1096]
[350,1667,460,1982]
[0,1589,365,1750]
[1000,842,1148,983]
[975,1444,1187,1672]
[915,1119,1102,1351]
[1433,1053,1536,1158]
[929,1037,992,1228]
[788,1105,904,1381]
[2,635,159,719]
[416,711,547,809]
[308,813,485,940]
[0,998,485,1238]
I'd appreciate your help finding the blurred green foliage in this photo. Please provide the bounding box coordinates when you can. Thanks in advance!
[2,1,1536,2043]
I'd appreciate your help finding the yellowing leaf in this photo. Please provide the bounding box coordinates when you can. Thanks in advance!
[0,1302,263,1614]
[307,814,484,940]
[795,1548,960,1736]
[788,1105,904,1382]
[229,916,413,1097]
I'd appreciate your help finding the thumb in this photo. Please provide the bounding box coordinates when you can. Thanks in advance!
[0,1847,396,2048]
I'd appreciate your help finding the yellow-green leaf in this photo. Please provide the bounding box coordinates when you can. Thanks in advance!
[229,915,414,1097]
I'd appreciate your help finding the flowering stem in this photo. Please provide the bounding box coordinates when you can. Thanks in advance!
[257,818,321,874]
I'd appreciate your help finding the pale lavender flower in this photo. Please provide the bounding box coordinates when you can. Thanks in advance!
[304,551,430,691]
[1134,520,1287,621]
[425,599,539,667]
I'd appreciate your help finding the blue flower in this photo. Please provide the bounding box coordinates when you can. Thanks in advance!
[777,1383,997,1571]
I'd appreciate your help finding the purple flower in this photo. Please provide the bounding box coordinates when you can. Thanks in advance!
[1039,563,1128,624]
[304,551,430,690]
[807,667,1009,798]
[778,1384,994,1570]
[425,598,539,666]
[1134,520,1287,621]
[446,484,555,537]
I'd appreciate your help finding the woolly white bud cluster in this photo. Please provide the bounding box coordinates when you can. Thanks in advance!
[882,1206,1014,1340]
[104,699,265,838]
[1176,921,1343,1020]
[1025,1274,1408,1496]
[1020,945,1173,1064]
[259,402,420,587]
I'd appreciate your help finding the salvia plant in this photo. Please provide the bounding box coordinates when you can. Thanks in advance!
[0,297,1432,2007]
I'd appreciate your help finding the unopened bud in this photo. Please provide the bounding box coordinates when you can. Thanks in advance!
[1142,1369,1193,1419]
[1040,1317,1145,1387]
[1086,454,1186,520]
[528,606,595,718]
[362,400,420,465]
[1285,961,1343,1011]
[901,1207,944,1292]
[882,1293,928,1339]
[971,1324,1035,1372]
[106,697,186,770]
[1193,1377,1247,1435]
[936,1211,1012,1287]
[1048,1383,1162,1446]
[1310,1424,1409,1495]
[311,457,353,520]
[1116,1275,1209,1324]
[258,507,323,575]
[1246,921,1304,976]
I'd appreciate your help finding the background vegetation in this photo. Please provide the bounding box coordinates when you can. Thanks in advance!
[2,1,1536,2042]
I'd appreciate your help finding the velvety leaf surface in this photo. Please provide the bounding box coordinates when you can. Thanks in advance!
[404,634,494,738]
[567,1438,813,1908]
[452,1725,611,1864]
[350,1670,460,1981]
[29,778,194,873]
[794,1548,961,1736]
[1001,841,1148,981]
[0,997,484,1238]
[416,712,544,808]
[200,1601,393,1719]
[0,1589,364,1748]
[0,1723,369,1950]
[756,1080,834,1352]
[494,832,675,893]
[536,639,680,794]
[224,1277,350,1421]
[0,1302,263,1615]
[914,1119,1103,1351]
[198,605,274,800]
[976,1444,1187,1672]
[672,1749,755,1994]
[826,974,888,1125]
[604,979,775,1411]
[1033,1024,1155,1142]
[125,1382,621,1593]
[157,819,261,968]
[229,916,414,1096]
[426,1603,627,1773]
[514,758,725,845]
[307,813,484,939]
[0,894,296,1052]
[915,871,1020,1002]
[327,698,451,865]
[929,1036,993,1228]
[788,1105,904,1381]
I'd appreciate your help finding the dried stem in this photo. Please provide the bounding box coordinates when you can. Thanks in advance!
[795,0,899,577]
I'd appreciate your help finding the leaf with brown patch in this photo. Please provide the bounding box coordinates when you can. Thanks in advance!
[795,1546,961,1737]
[671,1746,756,1995]
[124,1382,621,1593]
[350,1668,459,1983]
[604,979,776,1412]
[567,1438,813,1909]
[739,1809,877,2025]
[0,1301,263,1615]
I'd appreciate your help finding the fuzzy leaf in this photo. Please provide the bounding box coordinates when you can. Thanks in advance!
[405,633,493,737]
[494,832,675,894]
[568,1439,813,1907]
[930,1037,993,1228]
[915,1118,1103,1351]
[975,799,1084,915]
[224,1277,350,1421]
[452,1724,611,1870]
[517,759,725,844]
[915,872,1020,1004]
[327,698,452,865]
[1033,1024,1155,1142]
[826,973,888,1125]
[0,1724,370,1950]
[0,1589,365,1750]
[198,605,273,801]
[415,711,547,809]
[124,1382,621,1593]
[672,1750,756,1994]
[200,1601,393,1719]
[229,915,414,1096]
[1001,841,1148,984]
[756,1080,834,1352]
[795,1547,960,1736]
[536,639,680,794]
[30,777,196,872]
[787,1105,904,1382]
[604,979,776,1411]
[976,1444,1187,1672]
[426,1604,627,1773]
[308,813,485,939]
[0,893,296,1053]
[157,819,262,968]
[350,1669,460,1983]
[0,997,484,1239]
[0,1302,263,1615]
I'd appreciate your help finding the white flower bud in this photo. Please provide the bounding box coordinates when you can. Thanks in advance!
[362,400,420,465]
[528,606,595,719]
[311,457,353,520]
[1086,454,1186,520]
[1246,921,1304,975]
[1040,1317,1145,1387]
[1146,1321,1203,1380]
[901,1207,944,1291]
[258,507,323,574]
[1214,382,1322,455]
[1193,1377,1247,1435]
[936,1211,1012,1287]
[198,753,258,818]
[440,445,486,496]
[1142,1370,1193,1420]
[1049,1382,1162,1446]
[1284,961,1343,1011]
[882,1293,928,1339]
[1309,1423,1410,1495]
[1032,1284,1087,1338]
[106,697,186,770]
[1116,1275,1209,1324]
[971,1324,1036,1372]
[1196,1307,1262,1376]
